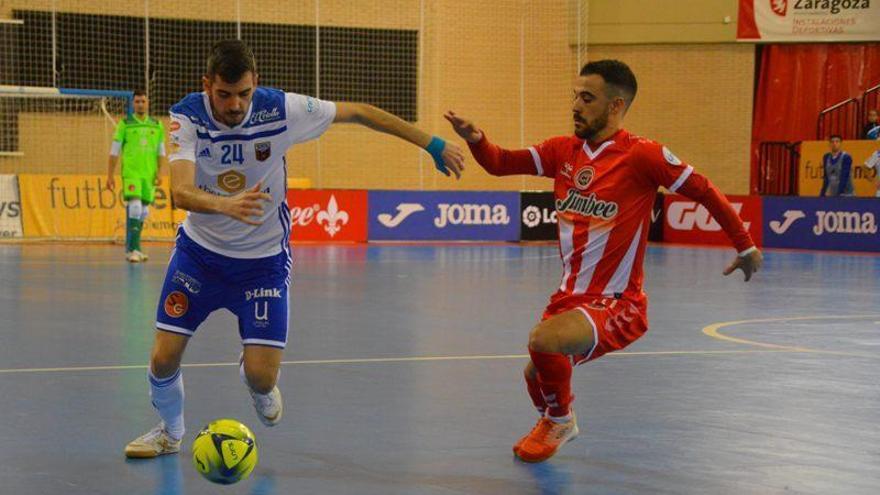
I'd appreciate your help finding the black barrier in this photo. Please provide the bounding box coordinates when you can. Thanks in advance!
[520,192,557,241]
[649,192,664,242]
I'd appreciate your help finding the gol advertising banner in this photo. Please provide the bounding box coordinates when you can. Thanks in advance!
[738,0,880,41]
[18,175,185,239]
[285,189,368,242]
[663,195,763,247]
[0,175,23,238]
[798,140,879,197]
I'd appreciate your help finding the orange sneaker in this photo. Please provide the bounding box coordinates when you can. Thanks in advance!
[513,412,578,463]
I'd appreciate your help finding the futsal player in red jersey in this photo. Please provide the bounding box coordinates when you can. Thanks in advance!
[445,60,763,463]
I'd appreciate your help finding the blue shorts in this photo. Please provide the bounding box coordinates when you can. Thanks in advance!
[155,228,292,348]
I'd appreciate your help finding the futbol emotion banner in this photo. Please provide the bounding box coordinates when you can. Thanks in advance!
[368,190,520,241]
[798,140,880,197]
[285,189,368,242]
[738,0,880,41]
[763,196,880,252]
[663,195,764,247]
[17,174,184,239]
[0,175,23,238]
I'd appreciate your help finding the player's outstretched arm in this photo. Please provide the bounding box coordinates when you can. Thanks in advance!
[674,172,763,282]
[333,103,464,179]
[169,159,271,225]
[445,110,545,177]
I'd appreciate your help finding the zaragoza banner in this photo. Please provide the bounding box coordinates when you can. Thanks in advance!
[798,141,880,197]
[18,175,185,239]
[738,0,880,42]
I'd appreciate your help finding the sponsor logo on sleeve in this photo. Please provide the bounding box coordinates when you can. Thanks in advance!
[662,146,683,166]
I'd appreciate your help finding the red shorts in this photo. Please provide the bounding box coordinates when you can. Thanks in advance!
[542,297,648,365]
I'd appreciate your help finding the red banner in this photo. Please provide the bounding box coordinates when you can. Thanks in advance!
[663,195,763,248]
[738,0,880,42]
[285,190,368,242]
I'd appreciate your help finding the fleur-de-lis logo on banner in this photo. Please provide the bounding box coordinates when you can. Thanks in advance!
[317,195,349,237]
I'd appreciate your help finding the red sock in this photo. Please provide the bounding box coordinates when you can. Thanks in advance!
[524,370,547,414]
[528,349,573,418]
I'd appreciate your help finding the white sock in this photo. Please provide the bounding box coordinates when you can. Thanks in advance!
[149,368,185,440]
[547,412,573,424]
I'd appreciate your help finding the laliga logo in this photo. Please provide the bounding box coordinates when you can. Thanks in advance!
[289,195,350,237]
[522,205,557,228]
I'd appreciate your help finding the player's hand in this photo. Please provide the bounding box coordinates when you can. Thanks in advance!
[106,176,116,191]
[723,249,763,282]
[154,177,161,187]
[444,111,483,144]
[221,181,272,226]
[441,142,465,180]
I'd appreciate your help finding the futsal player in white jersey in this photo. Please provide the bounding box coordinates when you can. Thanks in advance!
[125,40,465,457]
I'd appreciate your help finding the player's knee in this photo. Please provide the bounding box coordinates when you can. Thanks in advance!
[528,324,560,353]
[150,350,180,378]
[523,360,537,380]
[128,199,143,220]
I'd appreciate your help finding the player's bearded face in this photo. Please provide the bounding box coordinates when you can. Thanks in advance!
[572,76,613,141]
[204,73,257,126]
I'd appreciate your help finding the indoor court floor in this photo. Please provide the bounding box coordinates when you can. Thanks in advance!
[0,242,878,495]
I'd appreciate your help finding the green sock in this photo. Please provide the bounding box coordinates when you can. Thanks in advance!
[126,218,139,252]
[131,219,143,252]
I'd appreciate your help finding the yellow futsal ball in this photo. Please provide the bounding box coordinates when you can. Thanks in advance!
[191,419,258,485]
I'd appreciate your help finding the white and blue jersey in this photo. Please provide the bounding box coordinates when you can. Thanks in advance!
[168,87,336,258]
[157,87,336,348]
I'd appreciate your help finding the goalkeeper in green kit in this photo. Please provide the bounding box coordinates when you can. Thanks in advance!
[107,90,167,263]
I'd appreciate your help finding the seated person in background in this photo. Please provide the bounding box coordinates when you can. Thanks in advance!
[864,109,880,140]
[820,135,853,197]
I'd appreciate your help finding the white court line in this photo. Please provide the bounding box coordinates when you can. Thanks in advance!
[0,349,808,375]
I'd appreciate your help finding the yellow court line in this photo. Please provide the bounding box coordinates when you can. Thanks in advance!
[0,349,813,375]
[702,314,880,358]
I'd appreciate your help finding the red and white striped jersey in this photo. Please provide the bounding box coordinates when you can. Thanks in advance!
[469,128,754,313]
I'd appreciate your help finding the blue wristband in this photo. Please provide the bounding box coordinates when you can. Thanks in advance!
[425,136,448,175]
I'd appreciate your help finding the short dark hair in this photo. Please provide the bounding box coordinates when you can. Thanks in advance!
[133,89,147,97]
[580,59,638,110]
[829,134,842,141]
[206,39,256,83]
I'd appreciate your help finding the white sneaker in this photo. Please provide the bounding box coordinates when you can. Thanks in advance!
[134,250,149,261]
[240,352,283,426]
[126,251,143,263]
[249,386,283,427]
[124,423,181,458]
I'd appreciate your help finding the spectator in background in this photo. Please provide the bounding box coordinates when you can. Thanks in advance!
[865,149,880,197]
[864,109,880,140]
[820,135,853,197]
